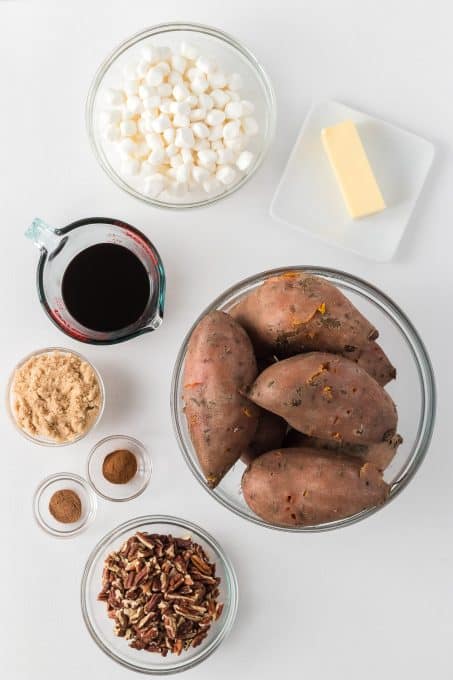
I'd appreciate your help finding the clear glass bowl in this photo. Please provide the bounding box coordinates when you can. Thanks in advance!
[81,515,238,674]
[86,22,276,209]
[34,473,97,537]
[7,347,105,446]
[171,266,436,532]
[87,435,152,502]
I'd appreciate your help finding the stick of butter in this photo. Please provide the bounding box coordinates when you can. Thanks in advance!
[321,120,386,219]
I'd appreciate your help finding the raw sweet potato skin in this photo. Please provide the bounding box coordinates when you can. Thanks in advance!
[344,341,396,387]
[230,273,377,358]
[248,352,397,444]
[241,410,287,465]
[183,311,260,488]
[284,430,402,471]
[241,447,390,526]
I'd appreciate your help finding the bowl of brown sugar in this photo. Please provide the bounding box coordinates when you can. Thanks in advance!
[87,435,151,501]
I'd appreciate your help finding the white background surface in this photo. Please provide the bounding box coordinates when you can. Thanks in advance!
[1,1,451,678]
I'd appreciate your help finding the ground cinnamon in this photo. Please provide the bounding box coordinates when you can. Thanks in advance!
[49,489,82,523]
[102,449,137,484]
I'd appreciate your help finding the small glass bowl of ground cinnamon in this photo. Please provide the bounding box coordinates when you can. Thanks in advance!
[87,435,151,501]
[34,473,97,537]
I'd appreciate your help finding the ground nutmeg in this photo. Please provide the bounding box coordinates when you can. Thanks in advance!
[103,449,137,484]
[49,489,82,523]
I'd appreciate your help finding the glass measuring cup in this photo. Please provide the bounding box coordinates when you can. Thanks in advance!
[26,217,165,345]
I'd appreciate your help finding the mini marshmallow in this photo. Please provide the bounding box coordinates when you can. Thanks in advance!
[192,122,210,139]
[103,124,121,142]
[104,88,125,106]
[145,66,165,86]
[175,127,195,149]
[141,45,159,64]
[180,41,198,60]
[171,54,187,73]
[198,93,213,111]
[120,119,137,137]
[170,154,183,168]
[167,180,188,197]
[156,60,171,75]
[223,120,241,140]
[145,132,163,149]
[190,108,206,122]
[211,89,230,108]
[227,73,243,90]
[122,62,138,80]
[139,84,157,100]
[224,136,246,153]
[159,99,173,114]
[227,90,240,102]
[176,163,191,183]
[206,109,226,126]
[137,59,151,77]
[211,140,224,151]
[126,95,143,114]
[156,46,172,61]
[225,101,243,119]
[157,83,173,97]
[202,177,222,194]
[196,56,217,74]
[141,161,154,176]
[208,71,227,89]
[100,109,122,125]
[119,138,137,157]
[216,164,237,185]
[144,173,166,196]
[173,83,190,102]
[121,106,135,120]
[124,80,140,96]
[173,113,190,128]
[186,67,202,82]
[193,139,210,151]
[217,147,235,165]
[180,148,193,164]
[236,150,255,171]
[121,158,140,175]
[165,143,178,157]
[185,94,198,108]
[148,147,166,165]
[190,76,209,94]
[208,125,224,141]
[168,70,183,86]
[197,149,217,167]
[163,127,175,144]
[151,114,172,132]
[170,101,191,116]
[143,95,161,110]
[242,116,259,136]
[192,165,210,184]
[241,100,255,115]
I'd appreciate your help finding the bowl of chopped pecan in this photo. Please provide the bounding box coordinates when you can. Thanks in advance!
[81,515,238,673]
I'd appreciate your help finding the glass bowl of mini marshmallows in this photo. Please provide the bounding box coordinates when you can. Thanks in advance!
[86,22,276,208]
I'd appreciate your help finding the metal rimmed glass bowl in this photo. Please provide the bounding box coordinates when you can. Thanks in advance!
[86,22,276,209]
[171,266,436,532]
[7,347,105,446]
[34,473,97,537]
[81,515,238,674]
[87,435,152,502]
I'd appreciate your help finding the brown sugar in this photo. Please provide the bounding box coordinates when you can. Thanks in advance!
[102,449,137,484]
[49,489,82,523]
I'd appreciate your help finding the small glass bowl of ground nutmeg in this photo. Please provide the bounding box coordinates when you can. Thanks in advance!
[7,347,105,446]
[34,473,97,537]
[87,435,151,501]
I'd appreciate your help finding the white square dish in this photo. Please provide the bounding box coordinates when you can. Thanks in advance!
[270,100,435,261]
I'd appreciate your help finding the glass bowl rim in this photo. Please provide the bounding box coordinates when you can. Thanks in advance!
[86,21,277,210]
[87,434,152,502]
[33,472,98,537]
[171,265,437,533]
[80,514,239,675]
[6,346,105,447]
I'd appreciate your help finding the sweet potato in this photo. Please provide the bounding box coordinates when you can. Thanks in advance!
[241,447,390,526]
[183,311,260,488]
[248,352,397,444]
[343,341,396,386]
[241,410,287,465]
[284,430,402,470]
[230,272,378,358]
